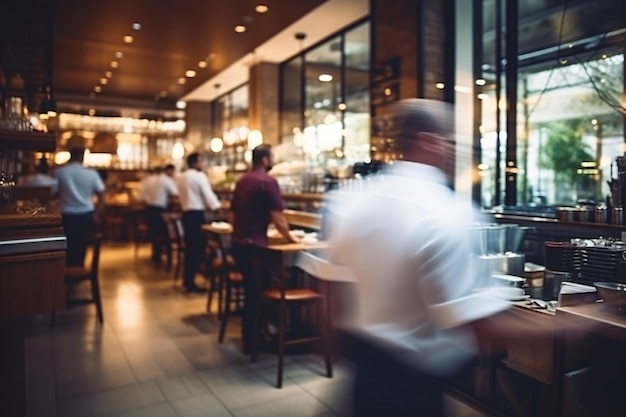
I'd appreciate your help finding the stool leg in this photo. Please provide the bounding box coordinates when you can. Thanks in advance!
[218,277,230,343]
[319,297,333,378]
[91,276,104,324]
[277,299,286,388]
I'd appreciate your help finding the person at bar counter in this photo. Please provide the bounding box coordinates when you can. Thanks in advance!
[230,144,298,354]
[177,152,221,293]
[324,99,588,417]
[141,164,178,265]
[54,142,105,267]
[18,157,58,195]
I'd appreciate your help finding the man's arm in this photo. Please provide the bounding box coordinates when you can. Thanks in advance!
[270,210,298,243]
[199,177,221,211]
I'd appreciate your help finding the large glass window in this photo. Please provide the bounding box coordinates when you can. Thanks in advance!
[478,0,625,210]
[278,20,371,167]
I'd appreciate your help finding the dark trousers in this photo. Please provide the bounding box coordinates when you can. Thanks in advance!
[62,212,95,267]
[181,210,206,290]
[339,330,445,417]
[144,205,166,262]
[231,243,270,352]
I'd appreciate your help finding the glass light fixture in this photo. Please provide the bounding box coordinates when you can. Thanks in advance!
[234,25,246,33]
[247,130,263,150]
[171,142,185,160]
[210,137,224,153]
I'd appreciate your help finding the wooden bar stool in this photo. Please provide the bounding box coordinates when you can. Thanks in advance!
[252,245,333,389]
[51,233,104,326]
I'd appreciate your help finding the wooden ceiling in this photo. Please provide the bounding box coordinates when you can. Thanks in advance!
[2,0,326,115]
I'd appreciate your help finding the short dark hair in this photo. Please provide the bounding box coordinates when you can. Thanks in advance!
[187,152,200,168]
[69,147,85,161]
[164,163,175,171]
[252,144,272,165]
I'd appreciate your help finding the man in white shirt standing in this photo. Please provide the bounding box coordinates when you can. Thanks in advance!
[55,145,105,267]
[177,153,221,293]
[142,164,178,264]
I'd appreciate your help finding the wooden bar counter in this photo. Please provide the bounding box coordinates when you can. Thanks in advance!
[0,213,66,417]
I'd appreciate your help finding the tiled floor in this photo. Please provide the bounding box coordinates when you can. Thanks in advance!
[24,243,356,417]
[24,242,487,417]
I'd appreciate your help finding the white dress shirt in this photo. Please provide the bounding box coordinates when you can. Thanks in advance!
[142,173,178,208]
[177,169,221,212]
[55,162,105,214]
[325,161,508,377]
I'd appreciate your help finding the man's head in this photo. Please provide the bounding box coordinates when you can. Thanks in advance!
[164,164,175,177]
[252,144,273,171]
[389,99,454,171]
[69,146,85,162]
[187,152,202,171]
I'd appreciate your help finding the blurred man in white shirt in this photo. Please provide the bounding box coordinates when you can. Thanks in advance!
[142,164,178,264]
[177,153,221,293]
[55,145,105,267]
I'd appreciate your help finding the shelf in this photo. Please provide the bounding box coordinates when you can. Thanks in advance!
[0,129,57,152]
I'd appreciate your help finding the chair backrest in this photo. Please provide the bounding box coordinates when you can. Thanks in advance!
[173,217,184,241]
[161,212,179,242]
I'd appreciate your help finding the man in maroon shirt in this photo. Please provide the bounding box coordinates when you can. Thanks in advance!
[230,144,297,353]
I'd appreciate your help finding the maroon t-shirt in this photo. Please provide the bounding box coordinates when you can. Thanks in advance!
[231,170,284,246]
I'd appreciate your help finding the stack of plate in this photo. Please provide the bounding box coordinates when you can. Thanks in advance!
[544,241,583,273]
[580,246,626,284]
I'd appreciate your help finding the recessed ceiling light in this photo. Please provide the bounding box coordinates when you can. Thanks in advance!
[185,70,197,78]
[198,60,207,68]
[178,77,186,85]
[94,86,102,93]
[123,35,133,43]
[234,25,246,33]
[475,78,486,86]
[176,101,187,109]
[111,61,119,68]
[105,71,113,78]
[132,22,141,30]
[435,82,445,89]
[100,78,108,85]
[115,51,123,59]
[255,4,269,13]
[318,74,333,82]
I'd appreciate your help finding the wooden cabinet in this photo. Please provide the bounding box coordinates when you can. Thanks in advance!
[0,129,63,417]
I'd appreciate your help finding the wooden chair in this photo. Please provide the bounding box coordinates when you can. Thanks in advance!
[205,230,244,339]
[161,212,184,280]
[252,246,333,388]
[51,233,104,326]
[130,207,150,259]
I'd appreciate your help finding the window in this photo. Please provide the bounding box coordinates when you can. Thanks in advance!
[478,0,625,209]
